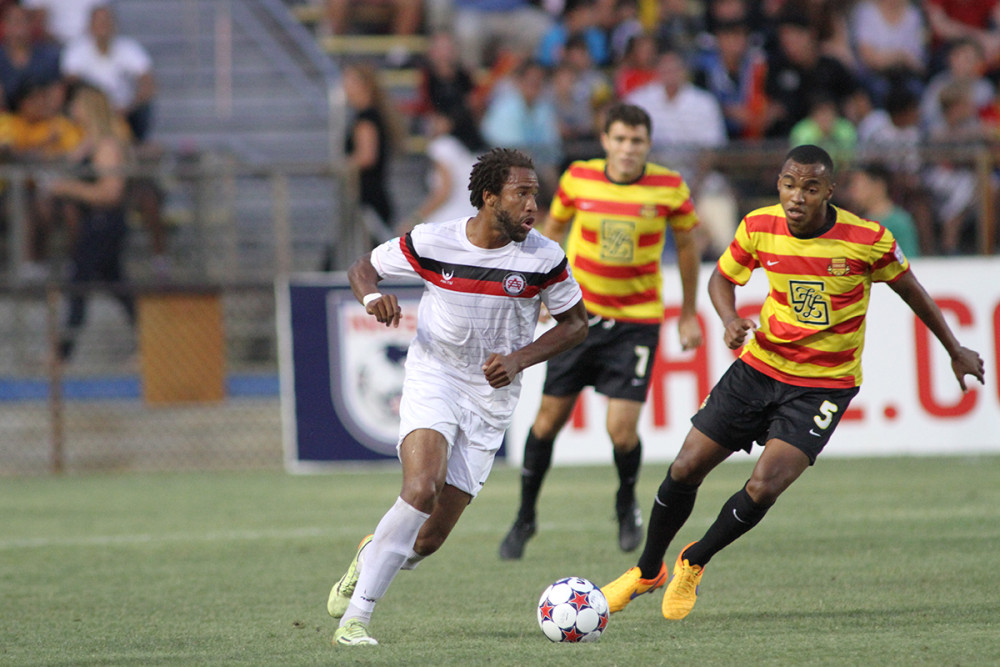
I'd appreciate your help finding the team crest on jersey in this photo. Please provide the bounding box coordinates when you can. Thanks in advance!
[600,219,636,261]
[503,272,527,295]
[827,258,850,276]
[640,204,658,218]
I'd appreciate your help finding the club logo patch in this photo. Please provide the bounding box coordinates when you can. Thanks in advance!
[827,257,850,276]
[503,273,527,295]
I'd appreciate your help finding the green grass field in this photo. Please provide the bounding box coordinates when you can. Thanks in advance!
[3,455,999,666]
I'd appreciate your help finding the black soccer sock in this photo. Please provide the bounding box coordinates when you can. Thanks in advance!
[636,466,699,579]
[614,440,642,513]
[683,484,772,568]
[516,431,555,525]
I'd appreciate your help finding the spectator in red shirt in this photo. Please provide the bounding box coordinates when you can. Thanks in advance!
[613,32,657,98]
[924,0,1000,73]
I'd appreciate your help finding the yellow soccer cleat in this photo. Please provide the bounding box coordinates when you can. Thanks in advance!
[333,618,378,646]
[662,542,704,620]
[327,534,373,618]
[600,563,668,613]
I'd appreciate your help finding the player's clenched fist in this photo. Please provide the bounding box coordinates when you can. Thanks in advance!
[723,317,757,350]
[482,353,521,388]
[366,294,402,327]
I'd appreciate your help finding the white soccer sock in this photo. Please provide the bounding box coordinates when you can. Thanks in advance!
[340,497,429,626]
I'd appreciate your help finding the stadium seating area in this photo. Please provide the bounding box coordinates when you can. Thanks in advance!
[281,0,1000,258]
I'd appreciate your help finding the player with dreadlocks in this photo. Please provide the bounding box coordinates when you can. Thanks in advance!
[326,147,588,646]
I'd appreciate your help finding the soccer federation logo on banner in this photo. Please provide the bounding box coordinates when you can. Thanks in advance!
[329,293,419,455]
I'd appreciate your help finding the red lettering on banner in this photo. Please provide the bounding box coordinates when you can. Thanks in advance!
[843,406,864,421]
[349,311,418,333]
[915,298,977,417]
[570,395,586,428]
[648,308,712,427]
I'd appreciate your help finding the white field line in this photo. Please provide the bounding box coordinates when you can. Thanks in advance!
[0,522,574,552]
[0,526,339,551]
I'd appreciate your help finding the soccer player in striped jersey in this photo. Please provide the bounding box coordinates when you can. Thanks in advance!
[602,143,985,620]
[329,148,588,646]
[499,102,704,560]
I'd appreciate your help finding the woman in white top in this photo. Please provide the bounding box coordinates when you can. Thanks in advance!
[399,107,483,232]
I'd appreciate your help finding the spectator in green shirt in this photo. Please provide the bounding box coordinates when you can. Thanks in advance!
[789,92,857,173]
[845,162,922,258]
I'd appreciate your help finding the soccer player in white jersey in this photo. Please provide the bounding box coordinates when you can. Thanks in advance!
[328,148,588,646]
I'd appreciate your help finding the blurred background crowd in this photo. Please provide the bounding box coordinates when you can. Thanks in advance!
[302,0,1000,260]
[0,1,161,287]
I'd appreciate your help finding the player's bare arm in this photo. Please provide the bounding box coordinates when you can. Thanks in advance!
[673,227,703,351]
[481,299,588,388]
[533,214,572,324]
[540,213,571,245]
[888,270,985,390]
[347,254,402,328]
[708,267,757,350]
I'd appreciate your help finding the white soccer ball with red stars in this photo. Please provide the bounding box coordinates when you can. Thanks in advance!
[536,576,609,642]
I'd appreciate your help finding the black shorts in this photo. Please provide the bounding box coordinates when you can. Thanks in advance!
[691,359,859,464]
[543,315,661,402]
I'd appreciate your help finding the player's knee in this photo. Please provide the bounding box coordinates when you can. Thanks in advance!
[607,427,639,452]
[532,410,569,440]
[668,457,699,485]
[531,420,561,441]
[744,476,785,505]
[532,395,577,439]
[669,448,716,486]
[400,477,443,513]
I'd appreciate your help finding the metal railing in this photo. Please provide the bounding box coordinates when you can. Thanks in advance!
[1,158,362,286]
[0,140,996,476]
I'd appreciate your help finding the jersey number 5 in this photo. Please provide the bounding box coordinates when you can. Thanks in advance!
[813,400,839,430]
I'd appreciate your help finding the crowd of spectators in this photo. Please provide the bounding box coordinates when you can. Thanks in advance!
[0,1,163,286]
[322,0,1000,257]
[0,1,162,366]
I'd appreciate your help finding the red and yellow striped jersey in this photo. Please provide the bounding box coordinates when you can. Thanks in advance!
[551,159,698,323]
[717,203,909,388]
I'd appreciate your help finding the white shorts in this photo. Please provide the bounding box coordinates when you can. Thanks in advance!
[397,373,507,498]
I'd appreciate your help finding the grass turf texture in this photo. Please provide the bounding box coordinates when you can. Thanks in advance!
[2,456,998,666]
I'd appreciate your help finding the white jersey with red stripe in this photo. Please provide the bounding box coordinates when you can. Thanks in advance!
[370,217,582,426]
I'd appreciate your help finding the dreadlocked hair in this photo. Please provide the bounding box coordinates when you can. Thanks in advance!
[468,147,535,209]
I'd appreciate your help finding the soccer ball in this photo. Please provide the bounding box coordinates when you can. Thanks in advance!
[536,576,609,643]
